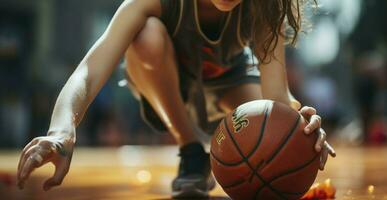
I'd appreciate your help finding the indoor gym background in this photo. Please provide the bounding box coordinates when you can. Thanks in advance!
[0,0,386,199]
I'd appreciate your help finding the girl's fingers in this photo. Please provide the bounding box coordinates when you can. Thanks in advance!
[43,156,71,191]
[18,139,39,174]
[17,147,37,182]
[304,115,322,134]
[315,128,327,152]
[318,142,336,171]
[325,141,336,157]
[17,146,52,189]
[18,153,43,189]
[300,106,317,117]
[320,145,329,170]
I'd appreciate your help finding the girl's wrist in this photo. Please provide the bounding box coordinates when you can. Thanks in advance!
[47,127,76,143]
[290,99,301,111]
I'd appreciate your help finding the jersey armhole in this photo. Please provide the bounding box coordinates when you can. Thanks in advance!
[172,0,184,37]
[159,0,184,37]
[237,1,247,47]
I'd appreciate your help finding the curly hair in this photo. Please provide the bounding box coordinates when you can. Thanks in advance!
[241,0,316,64]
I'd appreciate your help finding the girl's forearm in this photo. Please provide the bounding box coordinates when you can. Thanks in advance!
[47,62,104,139]
[45,0,161,139]
[287,90,301,110]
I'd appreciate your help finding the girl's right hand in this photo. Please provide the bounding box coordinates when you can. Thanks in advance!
[17,133,75,191]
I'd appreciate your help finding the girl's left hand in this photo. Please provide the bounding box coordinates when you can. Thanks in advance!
[299,106,336,170]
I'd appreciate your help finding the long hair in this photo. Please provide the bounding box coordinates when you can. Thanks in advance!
[241,0,316,64]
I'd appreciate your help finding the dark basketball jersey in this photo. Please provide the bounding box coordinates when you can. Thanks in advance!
[135,0,257,133]
[160,0,247,80]
[156,0,252,130]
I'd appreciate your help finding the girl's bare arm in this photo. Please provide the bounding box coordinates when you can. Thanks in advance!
[259,36,301,110]
[259,36,335,170]
[17,0,161,190]
[49,0,161,137]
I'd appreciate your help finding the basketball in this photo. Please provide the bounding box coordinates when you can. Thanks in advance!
[210,100,320,200]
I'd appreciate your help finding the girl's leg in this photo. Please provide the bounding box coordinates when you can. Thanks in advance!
[124,17,214,198]
[125,17,197,146]
[217,83,263,112]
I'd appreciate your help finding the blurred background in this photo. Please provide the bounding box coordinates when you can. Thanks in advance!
[0,0,387,199]
[0,0,386,148]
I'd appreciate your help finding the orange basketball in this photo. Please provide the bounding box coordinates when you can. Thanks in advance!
[210,100,320,200]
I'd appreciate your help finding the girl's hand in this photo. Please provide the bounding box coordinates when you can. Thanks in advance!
[17,134,75,191]
[299,106,336,170]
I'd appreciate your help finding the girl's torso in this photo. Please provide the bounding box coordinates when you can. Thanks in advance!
[160,0,248,79]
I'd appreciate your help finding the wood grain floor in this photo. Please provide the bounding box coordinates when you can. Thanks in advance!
[1,146,387,200]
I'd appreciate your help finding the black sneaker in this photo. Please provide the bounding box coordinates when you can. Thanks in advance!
[172,142,216,199]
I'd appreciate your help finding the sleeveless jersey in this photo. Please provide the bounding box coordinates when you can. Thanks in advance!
[160,0,247,79]
[158,0,249,130]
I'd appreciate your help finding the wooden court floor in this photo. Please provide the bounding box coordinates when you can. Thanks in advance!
[1,146,387,200]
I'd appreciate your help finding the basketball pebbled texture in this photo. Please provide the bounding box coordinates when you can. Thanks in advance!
[210,100,320,200]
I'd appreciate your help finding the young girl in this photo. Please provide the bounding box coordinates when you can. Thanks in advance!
[17,0,336,198]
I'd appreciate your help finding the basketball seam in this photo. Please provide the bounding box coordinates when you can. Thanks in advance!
[211,106,270,190]
[253,113,302,199]
[265,114,301,164]
[271,154,320,195]
[246,106,270,158]
[209,105,269,167]
[222,178,247,189]
[210,150,245,166]
[223,118,288,200]
[253,154,320,198]
[249,160,264,182]
[210,119,246,167]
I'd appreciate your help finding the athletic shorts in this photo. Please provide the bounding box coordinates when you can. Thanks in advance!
[125,47,261,132]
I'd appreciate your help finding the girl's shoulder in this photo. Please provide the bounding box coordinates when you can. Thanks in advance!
[159,0,183,36]
[159,0,181,12]
[120,0,182,36]
[119,0,163,18]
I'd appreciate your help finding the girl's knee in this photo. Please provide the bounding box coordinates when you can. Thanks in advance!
[131,17,170,62]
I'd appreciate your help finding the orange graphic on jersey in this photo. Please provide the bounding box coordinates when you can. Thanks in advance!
[202,46,216,57]
[202,61,229,79]
[201,46,230,79]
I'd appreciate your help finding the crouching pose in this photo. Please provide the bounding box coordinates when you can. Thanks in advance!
[17,0,335,198]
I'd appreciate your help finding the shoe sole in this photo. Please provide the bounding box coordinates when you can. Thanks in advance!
[172,175,216,199]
